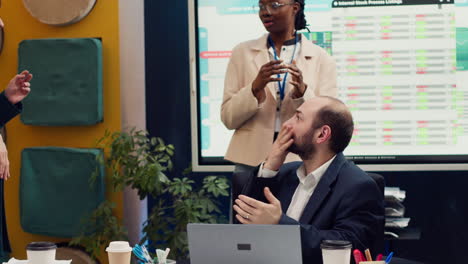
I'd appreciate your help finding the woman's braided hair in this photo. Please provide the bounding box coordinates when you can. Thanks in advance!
[294,0,307,30]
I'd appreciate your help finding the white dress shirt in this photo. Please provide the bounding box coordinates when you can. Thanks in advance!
[258,155,336,221]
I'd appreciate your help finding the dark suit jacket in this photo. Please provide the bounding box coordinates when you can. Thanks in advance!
[0,91,22,127]
[241,153,384,264]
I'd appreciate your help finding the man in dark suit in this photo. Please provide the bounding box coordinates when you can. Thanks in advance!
[0,70,33,179]
[233,96,384,264]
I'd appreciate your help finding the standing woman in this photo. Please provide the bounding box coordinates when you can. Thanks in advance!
[221,0,337,208]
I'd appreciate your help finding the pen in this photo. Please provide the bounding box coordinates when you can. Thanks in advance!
[385,252,394,264]
[365,248,372,261]
[376,254,383,261]
[353,249,364,263]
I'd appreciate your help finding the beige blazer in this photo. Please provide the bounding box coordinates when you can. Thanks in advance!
[221,34,337,166]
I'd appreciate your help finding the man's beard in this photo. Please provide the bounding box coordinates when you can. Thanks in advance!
[287,129,316,160]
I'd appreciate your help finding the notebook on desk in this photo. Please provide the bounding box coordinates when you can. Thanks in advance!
[187,224,302,264]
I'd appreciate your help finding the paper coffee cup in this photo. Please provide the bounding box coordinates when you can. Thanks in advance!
[320,240,352,264]
[106,241,132,264]
[26,242,57,264]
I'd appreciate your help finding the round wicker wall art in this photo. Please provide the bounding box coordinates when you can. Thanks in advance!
[22,0,97,26]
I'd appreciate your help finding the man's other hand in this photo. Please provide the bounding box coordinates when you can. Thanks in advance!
[234,187,282,225]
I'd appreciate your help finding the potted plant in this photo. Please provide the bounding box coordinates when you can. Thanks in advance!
[70,129,229,261]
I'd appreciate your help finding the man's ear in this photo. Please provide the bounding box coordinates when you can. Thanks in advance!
[316,125,332,144]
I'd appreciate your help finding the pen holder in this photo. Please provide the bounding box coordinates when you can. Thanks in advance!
[359,261,385,264]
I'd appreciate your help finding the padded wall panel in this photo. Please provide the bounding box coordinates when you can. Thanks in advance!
[19,38,103,126]
[20,147,105,237]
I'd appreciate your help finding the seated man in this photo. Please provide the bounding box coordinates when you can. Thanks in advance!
[234,96,384,264]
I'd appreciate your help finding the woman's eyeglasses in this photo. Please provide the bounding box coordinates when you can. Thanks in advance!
[255,1,295,14]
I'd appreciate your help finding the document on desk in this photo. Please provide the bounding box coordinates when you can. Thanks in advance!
[385,187,406,202]
[385,217,411,228]
[385,200,405,217]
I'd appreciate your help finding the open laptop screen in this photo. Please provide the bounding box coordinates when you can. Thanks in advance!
[187,224,302,264]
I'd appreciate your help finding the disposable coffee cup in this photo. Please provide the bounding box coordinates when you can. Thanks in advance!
[26,242,57,264]
[320,240,352,264]
[106,241,132,264]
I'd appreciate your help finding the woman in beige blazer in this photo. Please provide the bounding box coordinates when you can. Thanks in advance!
[221,0,337,204]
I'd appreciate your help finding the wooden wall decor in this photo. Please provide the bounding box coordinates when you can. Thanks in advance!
[22,0,97,26]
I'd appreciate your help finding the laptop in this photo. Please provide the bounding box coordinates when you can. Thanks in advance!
[187,224,302,264]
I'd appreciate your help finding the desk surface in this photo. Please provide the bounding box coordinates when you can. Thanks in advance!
[168,258,425,264]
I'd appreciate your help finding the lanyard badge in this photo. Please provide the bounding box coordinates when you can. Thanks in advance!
[267,32,298,101]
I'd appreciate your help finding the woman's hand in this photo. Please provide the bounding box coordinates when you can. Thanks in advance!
[252,60,287,103]
[0,136,10,180]
[288,60,307,98]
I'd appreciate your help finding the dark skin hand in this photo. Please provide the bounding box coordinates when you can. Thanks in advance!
[251,60,288,103]
[287,60,307,98]
[252,59,308,102]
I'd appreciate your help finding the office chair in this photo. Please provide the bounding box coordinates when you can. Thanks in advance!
[367,172,386,255]
[367,172,425,264]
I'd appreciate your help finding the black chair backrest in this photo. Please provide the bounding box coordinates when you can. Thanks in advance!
[366,172,385,255]
[367,172,385,199]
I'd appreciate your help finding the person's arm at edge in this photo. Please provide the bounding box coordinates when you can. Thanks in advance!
[0,91,22,127]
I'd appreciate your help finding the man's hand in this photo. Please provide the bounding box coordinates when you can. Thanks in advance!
[234,187,282,225]
[264,124,294,171]
[0,136,10,180]
[5,70,33,105]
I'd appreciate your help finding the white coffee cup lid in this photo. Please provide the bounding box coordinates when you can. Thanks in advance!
[105,241,132,252]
